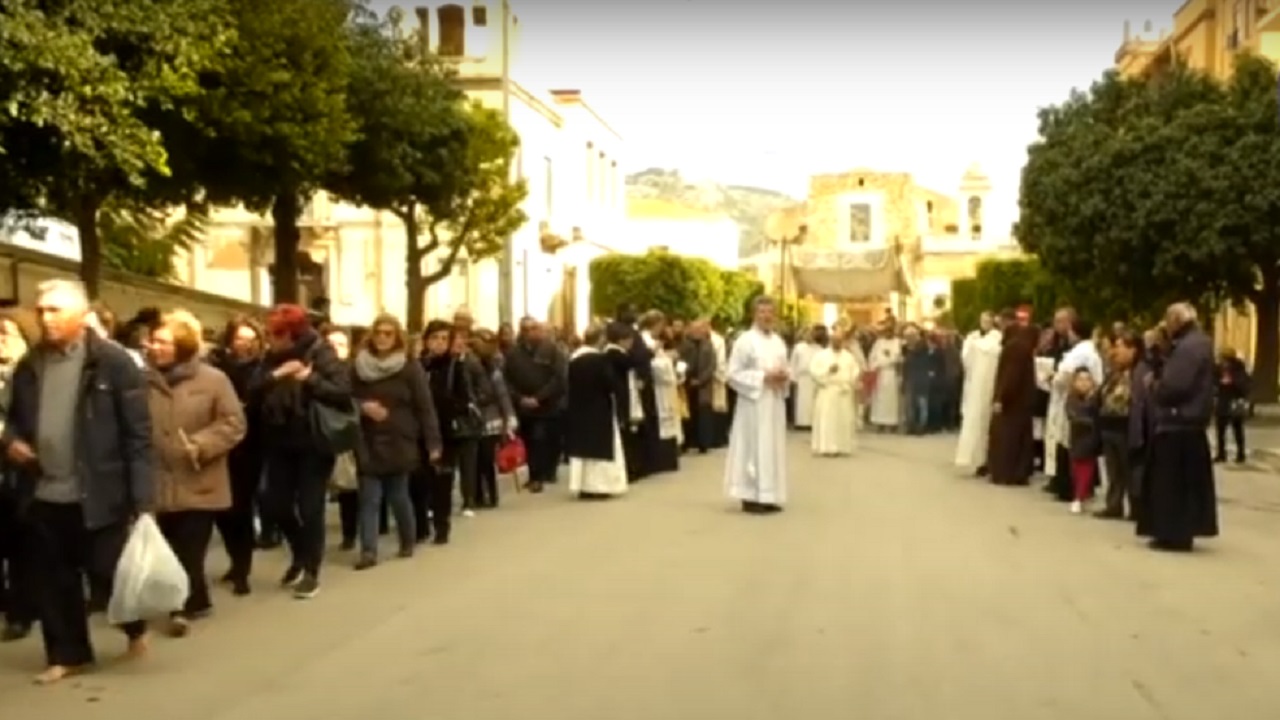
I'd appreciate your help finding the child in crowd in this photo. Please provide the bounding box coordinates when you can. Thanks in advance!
[1065,367,1101,514]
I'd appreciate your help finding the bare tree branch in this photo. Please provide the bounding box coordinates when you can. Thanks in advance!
[421,238,468,286]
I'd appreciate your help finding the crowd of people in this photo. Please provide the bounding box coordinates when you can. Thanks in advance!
[949,303,1235,553]
[0,280,759,684]
[0,280,1245,686]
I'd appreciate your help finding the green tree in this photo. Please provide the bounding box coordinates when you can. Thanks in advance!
[1020,53,1280,399]
[326,18,526,331]
[715,270,763,329]
[99,203,207,280]
[0,0,234,296]
[161,0,359,304]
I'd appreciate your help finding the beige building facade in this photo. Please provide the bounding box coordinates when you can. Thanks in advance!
[176,2,623,333]
[756,165,1019,327]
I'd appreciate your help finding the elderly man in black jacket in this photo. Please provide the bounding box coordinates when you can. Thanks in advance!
[681,319,717,453]
[1,279,152,684]
[503,317,566,492]
[1136,302,1218,552]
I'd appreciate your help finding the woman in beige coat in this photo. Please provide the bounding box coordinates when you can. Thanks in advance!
[146,311,246,636]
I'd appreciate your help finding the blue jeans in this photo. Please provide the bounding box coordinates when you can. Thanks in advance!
[358,474,414,556]
[910,393,930,434]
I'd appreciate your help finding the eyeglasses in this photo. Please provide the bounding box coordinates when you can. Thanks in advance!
[373,328,396,337]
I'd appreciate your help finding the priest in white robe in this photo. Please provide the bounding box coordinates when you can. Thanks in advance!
[809,329,861,456]
[868,327,903,430]
[954,312,1003,473]
[725,297,790,514]
[789,329,818,430]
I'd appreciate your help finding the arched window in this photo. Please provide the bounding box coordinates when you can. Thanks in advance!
[438,4,465,56]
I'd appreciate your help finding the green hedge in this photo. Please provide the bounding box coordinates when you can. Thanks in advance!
[590,250,727,322]
[950,258,1068,329]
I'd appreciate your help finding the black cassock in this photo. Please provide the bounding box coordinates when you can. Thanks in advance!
[630,334,678,476]
[605,345,644,481]
[565,351,627,462]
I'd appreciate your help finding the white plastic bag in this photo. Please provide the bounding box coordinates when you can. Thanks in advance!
[106,515,190,625]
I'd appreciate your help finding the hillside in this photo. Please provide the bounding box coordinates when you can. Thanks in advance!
[625,168,798,257]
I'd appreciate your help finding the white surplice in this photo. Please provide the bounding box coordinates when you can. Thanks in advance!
[710,331,728,412]
[724,327,790,505]
[651,351,682,441]
[868,337,903,427]
[954,329,1003,468]
[566,346,628,496]
[789,341,817,428]
[809,346,860,456]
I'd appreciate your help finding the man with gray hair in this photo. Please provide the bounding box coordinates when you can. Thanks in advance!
[723,296,790,514]
[1137,301,1218,551]
[2,279,153,682]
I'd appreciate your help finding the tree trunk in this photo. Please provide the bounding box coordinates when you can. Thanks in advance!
[270,191,302,304]
[1253,276,1280,403]
[403,207,425,333]
[74,194,102,299]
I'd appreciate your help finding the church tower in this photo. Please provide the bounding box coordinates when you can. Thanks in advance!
[958,163,991,240]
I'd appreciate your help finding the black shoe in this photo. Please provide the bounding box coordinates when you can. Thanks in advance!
[340,538,356,552]
[397,545,414,559]
[1,622,31,642]
[280,565,305,589]
[354,555,378,571]
[759,504,783,514]
[1093,509,1124,520]
[256,535,282,550]
[432,528,451,545]
[293,573,320,599]
[741,501,764,514]
[231,577,251,596]
[1213,456,1227,464]
[1148,538,1193,552]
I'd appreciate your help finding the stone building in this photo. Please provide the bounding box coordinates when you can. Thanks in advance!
[176,1,623,333]
[754,165,1019,327]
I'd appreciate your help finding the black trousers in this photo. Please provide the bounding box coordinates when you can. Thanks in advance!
[24,502,145,667]
[474,435,500,508]
[214,452,260,582]
[682,400,713,452]
[0,490,34,626]
[264,450,335,578]
[455,438,480,510]
[410,461,456,542]
[517,415,561,484]
[1101,434,1142,517]
[1214,415,1246,461]
[336,491,358,544]
[156,511,215,616]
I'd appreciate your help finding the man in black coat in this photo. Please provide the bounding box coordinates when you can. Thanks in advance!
[1137,302,1218,551]
[2,279,152,683]
[503,317,566,491]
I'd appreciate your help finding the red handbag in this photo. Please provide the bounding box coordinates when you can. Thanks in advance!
[496,435,527,474]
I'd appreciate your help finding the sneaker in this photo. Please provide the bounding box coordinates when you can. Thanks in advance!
[354,555,378,571]
[280,565,304,588]
[293,574,320,600]
[462,509,476,518]
[1069,500,1083,514]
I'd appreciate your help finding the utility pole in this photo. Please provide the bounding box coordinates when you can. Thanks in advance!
[497,0,514,324]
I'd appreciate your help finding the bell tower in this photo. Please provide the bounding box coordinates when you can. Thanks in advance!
[958,163,991,240]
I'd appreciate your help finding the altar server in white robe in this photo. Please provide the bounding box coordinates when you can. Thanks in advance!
[868,326,904,430]
[725,296,790,514]
[809,329,861,456]
[954,312,1003,472]
[789,330,818,429]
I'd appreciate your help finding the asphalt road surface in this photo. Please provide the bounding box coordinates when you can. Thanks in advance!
[1,433,1278,720]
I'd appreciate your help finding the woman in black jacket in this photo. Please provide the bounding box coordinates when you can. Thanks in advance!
[351,314,441,569]
[416,320,487,544]
[209,315,266,595]
[250,304,352,600]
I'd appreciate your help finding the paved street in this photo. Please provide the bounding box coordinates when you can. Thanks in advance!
[1,433,1278,720]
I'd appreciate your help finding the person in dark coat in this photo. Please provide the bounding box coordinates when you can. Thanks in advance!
[249,304,352,600]
[1094,330,1148,520]
[1137,303,1218,551]
[502,317,566,491]
[987,323,1038,486]
[2,279,152,683]
[902,328,942,435]
[681,319,718,453]
[564,324,630,499]
[208,315,267,595]
[1212,347,1251,464]
[630,309,668,476]
[351,313,441,569]
[604,322,642,481]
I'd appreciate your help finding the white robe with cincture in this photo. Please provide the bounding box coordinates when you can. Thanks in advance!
[724,327,790,505]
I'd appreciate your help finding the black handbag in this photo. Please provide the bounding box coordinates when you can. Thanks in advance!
[448,358,485,439]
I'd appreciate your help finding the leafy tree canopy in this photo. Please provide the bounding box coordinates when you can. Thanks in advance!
[0,0,234,294]
[1019,53,1280,399]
